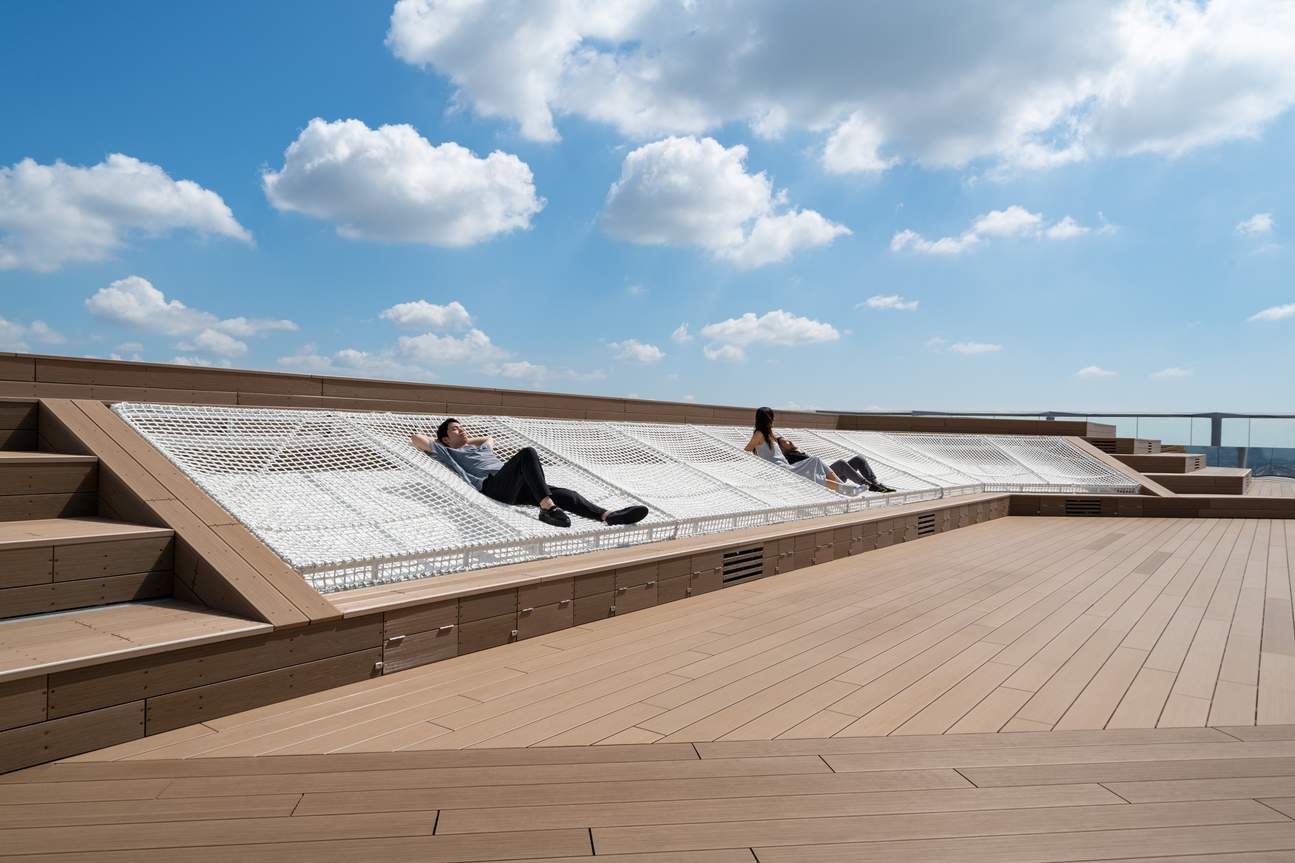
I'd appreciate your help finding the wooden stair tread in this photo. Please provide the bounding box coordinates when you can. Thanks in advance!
[0,451,98,465]
[0,517,173,550]
[0,599,269,683]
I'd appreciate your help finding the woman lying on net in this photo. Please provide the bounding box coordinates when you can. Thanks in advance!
[744,407,897,494]
[745,407,843,492]
[411,418,648,529]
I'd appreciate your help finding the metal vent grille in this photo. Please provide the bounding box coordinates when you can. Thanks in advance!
[1064,498,1103,516]
[1088,439,1117,453]
[722,546,765,583]
[916,512,937,536]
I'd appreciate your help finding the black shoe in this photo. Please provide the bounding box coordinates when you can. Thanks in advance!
[539,506,571,528]
[605,505,648,525]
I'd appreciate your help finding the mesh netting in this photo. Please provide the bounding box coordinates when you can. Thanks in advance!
[112,403,1136,593]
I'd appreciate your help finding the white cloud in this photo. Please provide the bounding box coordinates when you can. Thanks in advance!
[822,113,897,175]
[1076,365,1118,377]
[859,295,919,311]
[1248,302,1295,321]
[1045,216,1092,239]
[215,317,299,338]
[1151,366,1192,378]
[893,206,1097,255]
[1236,212,1274,236]
[280,299,588,385]
[608,338,665,363]
[278,343,434,380]
[172,355,233,368]
[388,0,1295,172]
[380,300,472,331]
[600,136,848,268]
[670,323,693,343]
[703,343,746,362]
[397,328,506,364]
[0,317,66,351]
[492,360,548,381]
[949,342,1003,354]
[115,341,144,354]
[0,319,27,351]
[262,118,544,246]
[85,276,297,358]
[0,154,249,272]
[925,336,949,350]
[700,309,839,349]
[177,329,247,358]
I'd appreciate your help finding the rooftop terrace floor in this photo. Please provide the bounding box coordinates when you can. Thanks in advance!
[5,515,1295,860]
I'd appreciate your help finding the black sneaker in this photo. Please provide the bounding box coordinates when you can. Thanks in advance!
[539,506,571,528]
[605,505,649,525]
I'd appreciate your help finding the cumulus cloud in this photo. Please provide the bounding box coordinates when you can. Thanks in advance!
[380,300,472,331]
[172,355,233,368]
[278,344,433,380]
[949,342,1003,354]
[85,276,297,359]
[608,338,665,363]
[670,323,693,343]
[388,0,1295,172]
[822,113,897,174]
[1248,302,1295,321]
[1151,366,1192,378]
[0,154,249,272]
[1236,212,1274,236]
[600,136,849,268]
[699,309,839,361]
[893,206,1098,255]
[703,343,745,362]
[397,328,506,364]
[1076,365,1118,377]
[859,295,919,311]
[177,329,248,358]
[0,317,66,352]
[262,118,544,246]
[279,300,595,385]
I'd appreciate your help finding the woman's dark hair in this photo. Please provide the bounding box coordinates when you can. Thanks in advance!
[435,417,460,443]
[754,406,775,448]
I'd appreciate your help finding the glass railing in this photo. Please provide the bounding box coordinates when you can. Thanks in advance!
[834,412,1295,479]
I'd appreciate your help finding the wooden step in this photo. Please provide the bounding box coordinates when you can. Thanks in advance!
[0,399,37,451]
[1086,437,1162,455]
[0,451,97,521]
[0,518,174,620]
[1111,453,1205,474]
[1145,467,1252,495]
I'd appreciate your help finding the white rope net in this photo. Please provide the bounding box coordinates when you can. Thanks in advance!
[112,403,1137,592]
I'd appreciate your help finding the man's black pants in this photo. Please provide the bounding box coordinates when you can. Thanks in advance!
[480,447,606,521]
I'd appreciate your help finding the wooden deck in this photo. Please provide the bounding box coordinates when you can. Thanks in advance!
[1252,477,1295,499]
[5,514,1295,860]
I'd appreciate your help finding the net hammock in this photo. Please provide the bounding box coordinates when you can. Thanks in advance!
[112,403,1137,592]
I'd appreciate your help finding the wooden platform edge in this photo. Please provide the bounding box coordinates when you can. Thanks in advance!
[37,399,338,628]
[1065,436,1175,497]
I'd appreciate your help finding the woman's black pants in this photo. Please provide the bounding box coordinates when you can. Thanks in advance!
[480,447,606,521]
[829,455,881,488]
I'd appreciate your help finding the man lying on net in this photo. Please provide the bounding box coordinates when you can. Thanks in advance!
[411,418,649,529]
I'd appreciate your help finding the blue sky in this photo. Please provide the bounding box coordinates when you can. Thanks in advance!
[1,0,1293,413]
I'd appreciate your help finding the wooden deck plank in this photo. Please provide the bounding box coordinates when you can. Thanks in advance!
[748,823,1295,863]
[435,783,1120,834]
[291,768,973,816]
[591,800,1282,855]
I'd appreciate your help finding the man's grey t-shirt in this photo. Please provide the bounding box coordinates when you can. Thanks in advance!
[430,442,503,490]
